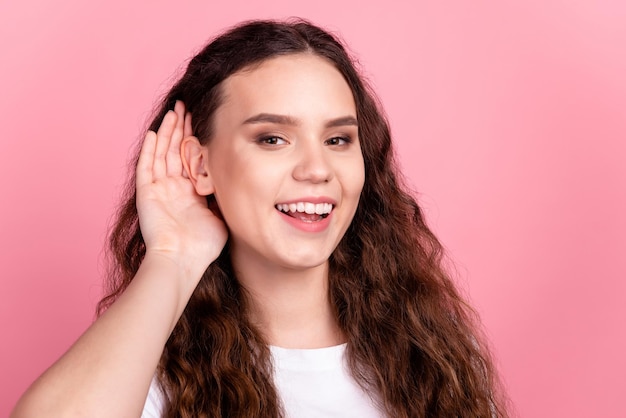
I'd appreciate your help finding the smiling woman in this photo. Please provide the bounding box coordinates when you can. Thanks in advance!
[194,54,364,271]
[12,19,509,418]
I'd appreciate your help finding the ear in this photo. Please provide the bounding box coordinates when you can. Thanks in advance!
[181,136,214,196]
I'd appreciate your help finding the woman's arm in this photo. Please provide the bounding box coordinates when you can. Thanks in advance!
[12,101,227,417]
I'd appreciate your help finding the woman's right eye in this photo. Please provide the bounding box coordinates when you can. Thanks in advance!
[257,136,287,145]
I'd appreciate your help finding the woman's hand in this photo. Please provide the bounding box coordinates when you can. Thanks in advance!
[11,101,227,418]
[136,101,227,278]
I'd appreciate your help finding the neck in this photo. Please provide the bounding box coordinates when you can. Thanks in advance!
[231,250,343,349]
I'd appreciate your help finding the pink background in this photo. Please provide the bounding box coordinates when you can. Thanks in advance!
[1,1,625,416]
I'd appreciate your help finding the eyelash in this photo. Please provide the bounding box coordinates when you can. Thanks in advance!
[257,136,287,145]
[325,136,352,146]
[255,135,353,146]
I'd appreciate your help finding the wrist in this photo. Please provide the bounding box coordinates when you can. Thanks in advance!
[139,250,209,314]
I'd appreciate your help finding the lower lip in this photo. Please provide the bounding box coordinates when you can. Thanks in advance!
[277,210,333,233]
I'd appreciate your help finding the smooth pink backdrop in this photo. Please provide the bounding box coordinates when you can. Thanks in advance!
[1,1,625,416]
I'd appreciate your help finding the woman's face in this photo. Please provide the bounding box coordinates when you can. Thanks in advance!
[206,53,364,272]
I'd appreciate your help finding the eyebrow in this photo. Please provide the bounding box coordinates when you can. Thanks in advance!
[242,113,358,128]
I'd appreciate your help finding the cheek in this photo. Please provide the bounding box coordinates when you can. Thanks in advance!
[211,158,279,216]
[347,157,366,197]
[208,158,241,221]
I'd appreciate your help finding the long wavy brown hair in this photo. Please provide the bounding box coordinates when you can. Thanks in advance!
[98,19,509,417]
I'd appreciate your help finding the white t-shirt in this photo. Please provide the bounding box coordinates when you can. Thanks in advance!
[142,344,383,417]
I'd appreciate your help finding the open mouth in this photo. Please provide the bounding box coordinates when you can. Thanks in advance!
[275,202,333,222]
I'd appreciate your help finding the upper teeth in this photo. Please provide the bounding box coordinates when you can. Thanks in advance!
[276,202,333,215]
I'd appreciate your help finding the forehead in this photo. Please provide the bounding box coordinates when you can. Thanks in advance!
[216,53,356,125]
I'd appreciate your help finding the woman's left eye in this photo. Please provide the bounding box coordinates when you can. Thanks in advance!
[325,136,351,146]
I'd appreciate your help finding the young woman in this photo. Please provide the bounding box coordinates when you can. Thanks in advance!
[13,19,508,417]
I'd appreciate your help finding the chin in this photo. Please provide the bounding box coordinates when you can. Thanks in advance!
[276,253,331,271]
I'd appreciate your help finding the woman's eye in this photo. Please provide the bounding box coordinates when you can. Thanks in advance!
[325,136,351,146]
[257,136,287,145]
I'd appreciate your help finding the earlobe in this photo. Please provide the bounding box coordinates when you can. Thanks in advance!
[181,136,214,196]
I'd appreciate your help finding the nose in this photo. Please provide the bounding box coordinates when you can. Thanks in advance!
[292,140,334,183]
